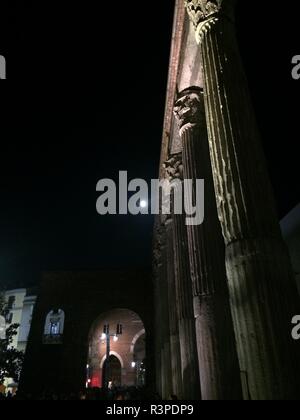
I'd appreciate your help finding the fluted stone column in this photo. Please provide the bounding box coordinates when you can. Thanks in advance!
[165,216,183,399]
[160,229,173,400]
[164,154,201,400]
[153,230,163,397]
[153,222,172,399]
[185,0,300,399]
[174,88,242,400]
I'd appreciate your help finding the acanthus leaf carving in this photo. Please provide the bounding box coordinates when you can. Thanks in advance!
[185,0,222,28]
[184,0,235,43]
[173,89,205,133]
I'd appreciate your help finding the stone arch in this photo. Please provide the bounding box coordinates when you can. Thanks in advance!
[100,351,124,369]
[130,328,146,354]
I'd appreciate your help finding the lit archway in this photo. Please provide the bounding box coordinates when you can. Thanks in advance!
[87,308,146,388]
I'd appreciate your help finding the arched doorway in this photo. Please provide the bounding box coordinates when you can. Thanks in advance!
[102,355,122,388]
[87,309,146,389]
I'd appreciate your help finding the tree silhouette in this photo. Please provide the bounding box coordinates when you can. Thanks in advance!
[0,293,24,384]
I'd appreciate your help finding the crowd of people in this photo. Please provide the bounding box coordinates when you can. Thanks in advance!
[0,386,171,401]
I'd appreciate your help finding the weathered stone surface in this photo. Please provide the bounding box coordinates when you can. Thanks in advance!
[164,154,183,181]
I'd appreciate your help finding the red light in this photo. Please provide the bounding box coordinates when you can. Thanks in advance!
[91,375,101,388]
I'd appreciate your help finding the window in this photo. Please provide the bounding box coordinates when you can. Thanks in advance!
[0,315,6,339]
[7,296,15,310]
[43,309,65,344]
[5,312,13,324]
[50,321,60,336]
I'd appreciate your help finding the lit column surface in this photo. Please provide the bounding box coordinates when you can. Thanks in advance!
[185,0,300,399]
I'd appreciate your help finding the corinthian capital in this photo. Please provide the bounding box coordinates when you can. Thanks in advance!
[184,0,235,43]
[173,88,205,134]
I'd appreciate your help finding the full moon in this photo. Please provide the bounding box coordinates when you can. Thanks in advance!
[140,200,148,208]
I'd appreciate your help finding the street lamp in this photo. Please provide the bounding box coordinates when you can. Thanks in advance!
[101,323,123,389]
[86,364,90,389]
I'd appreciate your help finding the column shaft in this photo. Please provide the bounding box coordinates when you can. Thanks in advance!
[173,205,201,400]
[160,239,173,400]
[163,163,202,400]
[165,218,183,398]
[153,222,172,399]
[185,0,300,399]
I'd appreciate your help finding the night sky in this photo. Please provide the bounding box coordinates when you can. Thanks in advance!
[0,1,299,289]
